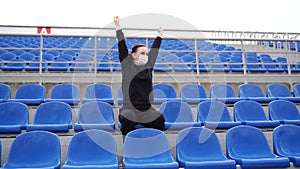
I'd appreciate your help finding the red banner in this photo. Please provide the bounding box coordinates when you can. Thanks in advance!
[37,27,51,34]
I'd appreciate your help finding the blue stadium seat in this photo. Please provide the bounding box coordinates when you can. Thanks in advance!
[2,131,61,169]
[228,56,244,72]
[245,56,266,72]
[171,61,191,72]
[47,84,80,105]
[47,59,69,71]
[260,56,284,72]
[9,84,46,105]
[153,84,180,104]
[226,125,290,169]
[117,85,123,105]
[180,84,209,104]
[26,101,72,132]
[293,84,300,97]
[1,59,26,71]
[82,84,114,105]
[74,101,115,131]
[208,60,230,72]
[238,83,275,103]
[273,124,300,167]
[268,100,300,125]
[275,57,288,72]
[0,102,28,133]
[160,100,202,130]
[234,100,280,128]
[25,59,48,71]
[62,129,118,169]
[0,53,16,60]
[176,127,236,169]
[210,84,243,103]
[266,83,300,102]
[0,84,11,102]
[197,100,241,129]
[69,59,90,71]
[154,63,173,72]
[123,128,179,169]
[20,53,35,61]
[291,62,300,73]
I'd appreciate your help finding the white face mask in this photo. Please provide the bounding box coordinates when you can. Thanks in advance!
[136,55,148,66]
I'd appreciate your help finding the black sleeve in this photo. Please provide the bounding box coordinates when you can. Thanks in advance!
[148,36,162,67]
[116,29,128,62]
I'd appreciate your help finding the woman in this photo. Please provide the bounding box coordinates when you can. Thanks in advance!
[114,16,165,135]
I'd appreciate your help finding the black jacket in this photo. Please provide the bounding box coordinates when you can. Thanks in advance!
[116,29,162,110]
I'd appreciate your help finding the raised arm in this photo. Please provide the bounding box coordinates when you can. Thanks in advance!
[148,27,163,67]
[114,16,128,62]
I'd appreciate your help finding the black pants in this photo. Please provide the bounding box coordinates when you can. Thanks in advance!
[118,106,165,135]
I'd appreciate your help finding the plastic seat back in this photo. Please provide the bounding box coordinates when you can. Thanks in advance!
[14,84,46,104]
[75,101,115,131]
[238,84,265,98]
[273,124,300,165]
[266,84,292,97]
[269,100,300,121]
[83,84,114,104]
[0,84,11,102]
[32,101,72,127]
[123,128,178,167]
[63,129,118,167]
[153,84,177,99]
[226,125,276,159]
[234,100,268,121]
[197,100,233,123]
[293,84,300,97]
[177,127,228,161]
[160,101,198,129]
[180,84,207,102]
[49,84,80,104]
[0,102,28,132]
[3,131,61,168]
[210,84,237,98]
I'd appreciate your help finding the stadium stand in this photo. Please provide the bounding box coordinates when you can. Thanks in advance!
[1,25,300,169]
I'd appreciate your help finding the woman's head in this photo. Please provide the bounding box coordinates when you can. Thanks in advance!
[131,44,149,65]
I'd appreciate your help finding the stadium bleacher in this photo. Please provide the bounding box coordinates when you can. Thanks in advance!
[0,25,300,168]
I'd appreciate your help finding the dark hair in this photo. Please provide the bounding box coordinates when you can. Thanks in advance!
[131,44,145,53]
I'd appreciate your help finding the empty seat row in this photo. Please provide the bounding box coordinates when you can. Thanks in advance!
[1,98,299,134]
[1,125,300,168]
[1,83,300,107]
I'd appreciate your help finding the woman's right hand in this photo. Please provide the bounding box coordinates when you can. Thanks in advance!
[114,16,121,30]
